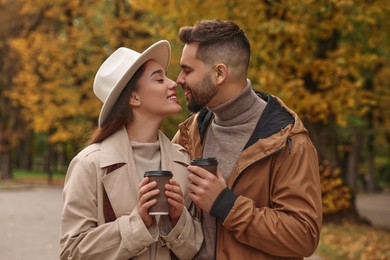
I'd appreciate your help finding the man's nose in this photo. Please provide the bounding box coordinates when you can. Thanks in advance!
[176,71,184,84]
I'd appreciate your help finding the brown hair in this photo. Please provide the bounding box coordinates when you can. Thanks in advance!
[178,19,251,72]
[86,63,146,146]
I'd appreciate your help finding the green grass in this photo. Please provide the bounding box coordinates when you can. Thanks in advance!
[0,169,65,189]
[11,169,65,185]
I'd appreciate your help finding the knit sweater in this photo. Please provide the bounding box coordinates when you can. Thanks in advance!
[196,82,267,260]
[131,140,162,259]
[131,140,161,179]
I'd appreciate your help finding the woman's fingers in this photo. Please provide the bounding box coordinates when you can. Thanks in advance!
[138,177,159,227]
[165,179,183,202]
[139,179,158,203]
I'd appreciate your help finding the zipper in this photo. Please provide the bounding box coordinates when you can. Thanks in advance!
[214,217,218,260]
[200,113,214,148]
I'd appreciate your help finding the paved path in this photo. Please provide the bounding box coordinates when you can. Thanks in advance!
[0,186,63,260]
[0,185,389,260]
[356,193,390,230]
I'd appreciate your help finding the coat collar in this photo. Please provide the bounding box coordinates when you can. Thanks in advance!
[98,127,188,168]
[99,127,128,168]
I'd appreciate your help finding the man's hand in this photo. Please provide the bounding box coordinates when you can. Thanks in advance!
[187,165,227,212]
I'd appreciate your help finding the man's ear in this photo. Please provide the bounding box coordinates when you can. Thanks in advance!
[129,92,141,107]
[214,63,227,85]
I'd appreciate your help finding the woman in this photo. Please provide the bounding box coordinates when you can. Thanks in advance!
[60,40,203,260]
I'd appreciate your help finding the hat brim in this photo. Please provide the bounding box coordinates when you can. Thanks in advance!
[98,40,171,127]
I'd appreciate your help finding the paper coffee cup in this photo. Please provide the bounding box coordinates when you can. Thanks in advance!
[190,157,218,175]
[144,170,173,215]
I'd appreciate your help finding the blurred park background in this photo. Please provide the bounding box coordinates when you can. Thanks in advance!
[0,0,389,259]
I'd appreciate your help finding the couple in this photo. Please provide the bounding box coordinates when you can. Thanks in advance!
[60,20,322,260]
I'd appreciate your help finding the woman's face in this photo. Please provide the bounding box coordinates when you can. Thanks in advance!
[132,60,182,119]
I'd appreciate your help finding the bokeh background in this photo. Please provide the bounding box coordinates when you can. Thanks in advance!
[0,0,389,259]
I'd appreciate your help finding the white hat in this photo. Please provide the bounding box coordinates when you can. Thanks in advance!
[93,40,171,127]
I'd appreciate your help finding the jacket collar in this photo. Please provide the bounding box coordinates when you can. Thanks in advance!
[196,91,296,147]
[244,92,295,149]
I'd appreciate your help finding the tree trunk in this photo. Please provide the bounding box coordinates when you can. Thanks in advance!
[347,129,362,193]
[366,112,376,192]
[305,121,366,222]
[0,127,12,180]
[304,120,339,166]
[366,146,376,192]
[43,141,54,183]
[14,132,34,171]
[0,151,12,180]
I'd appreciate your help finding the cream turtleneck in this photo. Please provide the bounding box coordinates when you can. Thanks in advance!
[131,140,161,179]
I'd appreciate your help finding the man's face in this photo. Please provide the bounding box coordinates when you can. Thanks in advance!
[177,43,217,113]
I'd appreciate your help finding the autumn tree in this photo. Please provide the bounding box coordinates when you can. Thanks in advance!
[7,0,152,175]
[0,0,29,180]
[132,0,390,216]
[4,0,389,196]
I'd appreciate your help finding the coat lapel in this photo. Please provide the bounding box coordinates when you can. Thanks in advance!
[100,128,140,217]
[101,164,139,217]
[159,130,189,170]
[159,131,191,207]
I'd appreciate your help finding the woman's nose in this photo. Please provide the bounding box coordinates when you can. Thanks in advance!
[168,78,178,89]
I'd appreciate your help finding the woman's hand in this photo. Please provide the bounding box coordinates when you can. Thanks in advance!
[138,177,158,227]
[165,179,184,226]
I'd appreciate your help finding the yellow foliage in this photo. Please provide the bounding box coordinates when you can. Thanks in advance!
[320,161,352,215]
[3,0,390,148]
[135,0,389,133]
[6,0,151,143]
[319,221,390,259]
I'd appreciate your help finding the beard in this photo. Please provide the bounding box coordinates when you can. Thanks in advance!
[187,98,204,113]
[186,72,217,113]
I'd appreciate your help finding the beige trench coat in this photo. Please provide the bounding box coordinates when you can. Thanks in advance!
[60,128,203,260]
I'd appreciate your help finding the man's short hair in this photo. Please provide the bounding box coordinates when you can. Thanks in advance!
[178,19,251,72]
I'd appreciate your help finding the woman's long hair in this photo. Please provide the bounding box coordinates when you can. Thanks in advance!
[86,63,146,146]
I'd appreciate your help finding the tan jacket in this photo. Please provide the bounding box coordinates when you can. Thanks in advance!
[173,93,322,259]
[60,128,203,260]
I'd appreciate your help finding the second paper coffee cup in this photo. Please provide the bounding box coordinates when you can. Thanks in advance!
[190,157,218,175]
[144,170,173,215]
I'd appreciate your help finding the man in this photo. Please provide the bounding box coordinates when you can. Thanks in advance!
[172,19,322,259]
